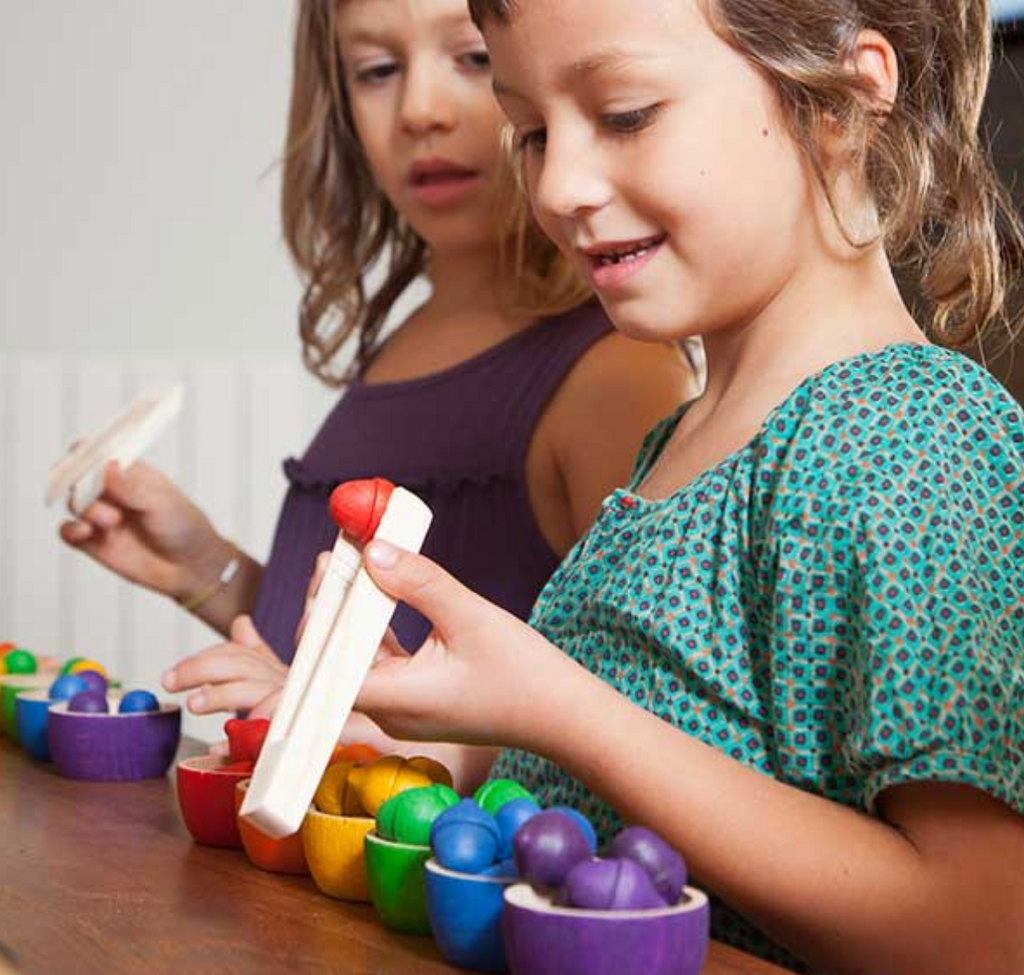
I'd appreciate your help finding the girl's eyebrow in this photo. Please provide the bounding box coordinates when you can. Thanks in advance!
[493,46,666,99]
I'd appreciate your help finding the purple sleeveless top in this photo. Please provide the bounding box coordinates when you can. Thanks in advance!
[252,301,613,662]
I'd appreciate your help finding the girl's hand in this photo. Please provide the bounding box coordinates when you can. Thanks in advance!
[352,539,571,748]
[59,460,231,602]
[162,614,287,718]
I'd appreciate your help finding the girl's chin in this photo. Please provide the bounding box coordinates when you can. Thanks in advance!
[596,295,689,345]
[413,225,502,259]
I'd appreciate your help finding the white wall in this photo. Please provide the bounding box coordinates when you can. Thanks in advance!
[0,2,328,741]
[1,1,301,354]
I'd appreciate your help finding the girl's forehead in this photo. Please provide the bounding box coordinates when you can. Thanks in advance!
[336,0,480,35]
[484,0,710,88]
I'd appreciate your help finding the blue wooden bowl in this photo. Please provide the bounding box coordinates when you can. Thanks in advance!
[15,690,53,762]
[425,858,516,973]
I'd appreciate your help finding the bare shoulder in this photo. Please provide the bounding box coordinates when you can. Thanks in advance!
[529,332,700,543]
[549,331,699,433]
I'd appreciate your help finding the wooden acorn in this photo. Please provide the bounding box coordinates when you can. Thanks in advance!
[329,477,394,544]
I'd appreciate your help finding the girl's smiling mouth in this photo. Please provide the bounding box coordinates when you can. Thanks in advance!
[579,233,667,290]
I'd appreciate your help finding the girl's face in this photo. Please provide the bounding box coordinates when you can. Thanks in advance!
[485,0,820,343]
[336,0,507,256]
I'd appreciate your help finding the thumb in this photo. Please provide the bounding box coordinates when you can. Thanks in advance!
[363,540,487,637]
[103,460,155,512]
[249,689,281,720]
[230,614,263,648]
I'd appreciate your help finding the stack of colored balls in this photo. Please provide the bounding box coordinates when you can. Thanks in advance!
[358,757,455,932]
[422,780,566,973]
[504,819,710,975]
[232,725,382,875]
[48,662,181,782]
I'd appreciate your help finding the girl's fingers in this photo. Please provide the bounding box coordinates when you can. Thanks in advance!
[103,460,163,512]
[377,626,409,663]
[208,740,230,758]
[60,520,95,545]
[186,680,279,716]
[295,551,332,646]
[363,542,489,636]
[230,613,274,655]
[163,642,280,693]
[78,499,124,530]
[249,689,282,720]
[306,552,331,602]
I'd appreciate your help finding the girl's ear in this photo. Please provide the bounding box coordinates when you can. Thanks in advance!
[850,29,899,115]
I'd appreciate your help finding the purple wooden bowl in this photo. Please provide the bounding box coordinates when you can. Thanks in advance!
[502,882,709,975]
[48,699,181,781]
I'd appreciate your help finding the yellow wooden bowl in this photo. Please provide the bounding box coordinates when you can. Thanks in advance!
[301,806,375,902]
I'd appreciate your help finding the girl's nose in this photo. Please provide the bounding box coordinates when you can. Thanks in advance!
[532,133,611,221]
[399,60,458,136]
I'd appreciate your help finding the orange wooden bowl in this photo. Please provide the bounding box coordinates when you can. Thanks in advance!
[235,779,309,875]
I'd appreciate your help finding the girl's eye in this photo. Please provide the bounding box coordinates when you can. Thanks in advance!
[515,127,548,154]
[352,61,400,85]
[602,105,662,135]
[457,49,491,72]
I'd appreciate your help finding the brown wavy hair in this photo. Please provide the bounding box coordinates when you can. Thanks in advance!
[469,0,1024,351]
[282,0,590,387]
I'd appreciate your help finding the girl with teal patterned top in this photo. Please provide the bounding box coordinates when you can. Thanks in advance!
[308,1,1024,971]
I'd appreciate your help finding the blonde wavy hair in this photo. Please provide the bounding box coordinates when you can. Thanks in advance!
[282,0,590,387]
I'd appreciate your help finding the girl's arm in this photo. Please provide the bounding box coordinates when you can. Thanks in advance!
[60,460,263,636]
[355,543,1024,975]
[536,666,1024,975]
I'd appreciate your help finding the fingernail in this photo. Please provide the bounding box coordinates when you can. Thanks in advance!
[188,693,206,713]
[161,669,177,691]
[365,540,399,569]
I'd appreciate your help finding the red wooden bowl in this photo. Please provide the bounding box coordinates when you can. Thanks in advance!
[176,755,252,848]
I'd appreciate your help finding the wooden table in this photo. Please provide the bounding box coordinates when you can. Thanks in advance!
[0,737,795,975]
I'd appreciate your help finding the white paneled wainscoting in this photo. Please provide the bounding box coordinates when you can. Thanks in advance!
[0,354,334,741]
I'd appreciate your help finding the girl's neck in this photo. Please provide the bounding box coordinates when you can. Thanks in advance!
[699,241,925,417]
[425,246,506,322]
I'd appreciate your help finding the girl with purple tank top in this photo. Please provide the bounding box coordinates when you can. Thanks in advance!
[59,0,694,732]
[254,302,613,659]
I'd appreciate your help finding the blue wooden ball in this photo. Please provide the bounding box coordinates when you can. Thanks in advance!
[118,690,160,714]
[48,674,89,703]
[430,799,501,874]
[495,797,542,860]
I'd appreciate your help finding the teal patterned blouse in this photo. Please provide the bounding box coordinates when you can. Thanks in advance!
[491,344,1024,970]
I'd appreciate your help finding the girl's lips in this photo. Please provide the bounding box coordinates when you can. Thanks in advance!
[408,172,482,208]
[582,234,667,292]
[407,160,482,208]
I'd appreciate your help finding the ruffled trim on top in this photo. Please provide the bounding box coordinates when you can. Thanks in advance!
[282,457,514,497]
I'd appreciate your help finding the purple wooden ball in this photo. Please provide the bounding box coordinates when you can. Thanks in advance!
[75,670,108,695]
[67,691,109,714]
[513,810,593,889]
[561,857,668,911]
[610,826,688,903]
[548,806,598,853]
